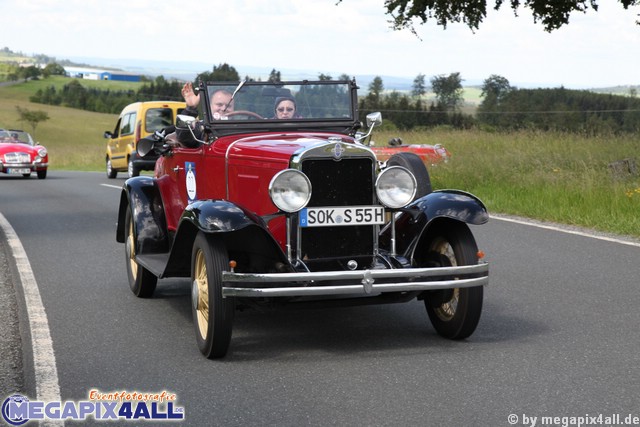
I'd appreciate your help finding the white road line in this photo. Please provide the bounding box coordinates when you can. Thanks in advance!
[491,214,640,248]
[0,213,62,404]
[100,183,122,190]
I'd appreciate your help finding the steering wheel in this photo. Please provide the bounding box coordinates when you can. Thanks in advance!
[223,110,264,120]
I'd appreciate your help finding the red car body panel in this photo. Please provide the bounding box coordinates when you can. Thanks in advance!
[372,144,450,165]
[155,131,355,247]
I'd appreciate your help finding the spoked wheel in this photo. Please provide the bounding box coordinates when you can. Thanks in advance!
[419,222,483,339]
[124,208,157,297]
[191,232,235,359]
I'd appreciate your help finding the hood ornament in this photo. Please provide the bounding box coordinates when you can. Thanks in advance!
[330,139,345,160]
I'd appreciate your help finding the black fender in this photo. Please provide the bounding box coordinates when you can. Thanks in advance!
[380,189,489,257]
[116,176,169,254]
[162,200,288,277]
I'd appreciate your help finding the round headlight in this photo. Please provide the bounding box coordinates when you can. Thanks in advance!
[269,169,312,213]
[37,147,48,158]
[376,166,417,208]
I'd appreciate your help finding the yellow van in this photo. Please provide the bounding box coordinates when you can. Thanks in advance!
[104,101,186,178]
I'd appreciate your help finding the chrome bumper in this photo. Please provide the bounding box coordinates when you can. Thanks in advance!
[222,263,488,298]
[0,162,48,170]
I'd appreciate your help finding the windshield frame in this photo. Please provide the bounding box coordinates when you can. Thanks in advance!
[198,80,360,137]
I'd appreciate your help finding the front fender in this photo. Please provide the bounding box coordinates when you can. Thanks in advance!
[380,189,489,256]
[116,176,169,255]
[180,199,269,232]
[162,200,287,277]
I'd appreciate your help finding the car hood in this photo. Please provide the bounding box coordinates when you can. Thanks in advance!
[0,143,39,155]
[225,133,355,164]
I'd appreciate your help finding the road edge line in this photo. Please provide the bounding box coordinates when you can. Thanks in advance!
[0,213,61,403]
[490,214,640,248]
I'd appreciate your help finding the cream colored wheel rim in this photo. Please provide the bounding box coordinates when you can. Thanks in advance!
[194,250,209,340]
[127,219,138,278]
[432,239,459,321]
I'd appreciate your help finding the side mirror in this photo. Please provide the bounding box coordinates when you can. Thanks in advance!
[104,131,113,139]
[355,112,383,145]
[176,114,207,146]
[366,112,382,128]
[176,114,197,129]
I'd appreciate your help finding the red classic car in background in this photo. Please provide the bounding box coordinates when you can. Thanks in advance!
[370,137,451,165]
[0,129,49,179]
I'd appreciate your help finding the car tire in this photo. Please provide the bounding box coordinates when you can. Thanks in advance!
[191,232,235,359]
[419,222,483,340]
[387,152,432,199]
[128,158,140,178]
[124,208,158,298]
[106,157,117,179]
[37,170,47,179]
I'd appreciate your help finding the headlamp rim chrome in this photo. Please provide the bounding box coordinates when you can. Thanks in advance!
[375,165,417,209]
[268,168,312,213]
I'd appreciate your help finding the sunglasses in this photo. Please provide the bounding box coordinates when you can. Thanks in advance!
[277,107,294,112]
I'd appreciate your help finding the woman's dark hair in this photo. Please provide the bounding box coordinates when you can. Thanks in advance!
[274,96,296,112]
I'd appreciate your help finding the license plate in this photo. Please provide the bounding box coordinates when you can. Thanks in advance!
[299,206,385,227]
[7,168,31,174]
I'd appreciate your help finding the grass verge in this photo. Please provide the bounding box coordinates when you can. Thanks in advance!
[375,128,640,238]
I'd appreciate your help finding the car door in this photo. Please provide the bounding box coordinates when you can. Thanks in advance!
[157,144,204,232]
[112,112,136,170]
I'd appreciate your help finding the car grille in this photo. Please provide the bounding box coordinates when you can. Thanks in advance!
[3,152,30,163]
[299,158,376,267]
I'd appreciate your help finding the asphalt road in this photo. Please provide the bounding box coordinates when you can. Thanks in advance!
[1,170,640,426]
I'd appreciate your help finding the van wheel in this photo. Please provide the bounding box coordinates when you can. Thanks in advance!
[106,158,117,179]
[128,158,139,178]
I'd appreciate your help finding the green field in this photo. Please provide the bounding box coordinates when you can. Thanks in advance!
[2,78,639,238]
[0,78,135,170]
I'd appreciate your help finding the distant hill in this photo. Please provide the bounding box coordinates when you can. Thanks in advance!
[3,48,638,98]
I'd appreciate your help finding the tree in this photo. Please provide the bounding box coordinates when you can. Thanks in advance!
[19,65,41,82]
[478,74,513,126]
[479,74,513,106]
[15,106,49,136]
[268,69,281,83]
[430,72,464,112]
[196,63,240,83]
[367,76,385,108]
[411,73,426,97]
[340,1,640,33]
[368,76,384,98]
[42,63,66,77]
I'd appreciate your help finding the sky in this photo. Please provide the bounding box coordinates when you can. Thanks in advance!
[1,0,639,89]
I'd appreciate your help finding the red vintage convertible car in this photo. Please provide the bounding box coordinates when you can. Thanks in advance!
[0,129,48,179]
[371,137,450,165]
[117,79,489,358]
